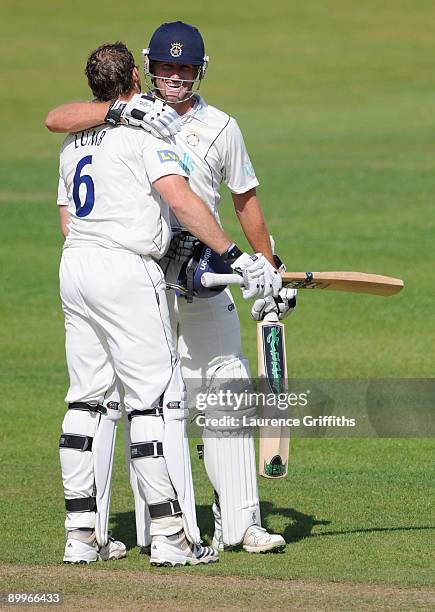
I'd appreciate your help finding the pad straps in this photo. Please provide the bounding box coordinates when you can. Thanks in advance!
[65,497,96,512]
[128,407,162,421]
[68,402,107,415]
[60,434,93,452]
[130,441,163,459]
[148,499,181,519]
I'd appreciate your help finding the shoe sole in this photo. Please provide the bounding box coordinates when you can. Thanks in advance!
[242,543,286,554]
[63,559,97,564]
[63,553,126,564]
[150,557,219,567]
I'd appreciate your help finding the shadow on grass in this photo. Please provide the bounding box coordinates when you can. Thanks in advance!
[259,501,434,543]
[260,501,330,543]
[111,504,434,550]
[110,511,137,550]
[309,525,435,538]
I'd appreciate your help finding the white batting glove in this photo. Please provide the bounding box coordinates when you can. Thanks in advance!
[121,93,183,138]
[251,288,297,321]
[231,253,282,299]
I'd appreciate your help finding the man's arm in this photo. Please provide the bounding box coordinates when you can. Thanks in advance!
[154,175,281,299]
[154,175,232,255]
[45,101,109,133]
[59,205,70,238]
[232,188,275,267]
[234,189,297,320]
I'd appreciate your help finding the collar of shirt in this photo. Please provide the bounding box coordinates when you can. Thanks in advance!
[181,94,208,125]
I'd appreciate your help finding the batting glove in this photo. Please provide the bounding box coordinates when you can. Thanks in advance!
[231,253,282,299]
[106,93,183,138]
[251,288,297,321]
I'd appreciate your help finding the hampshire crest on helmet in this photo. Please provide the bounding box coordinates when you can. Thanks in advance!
[170,42,183,57]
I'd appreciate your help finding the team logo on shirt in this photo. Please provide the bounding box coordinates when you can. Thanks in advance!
[157,150,180,163]
[186,133,200,147]
[170,42,183,57]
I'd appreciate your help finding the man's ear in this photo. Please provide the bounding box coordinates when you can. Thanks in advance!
[132,66,141,87]
[131,66,141,93]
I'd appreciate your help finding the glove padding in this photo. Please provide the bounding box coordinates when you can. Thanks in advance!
[122,93,182,138]
[231,253,282,299]
[251,288,297,321]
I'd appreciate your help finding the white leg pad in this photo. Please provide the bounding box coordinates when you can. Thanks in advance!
[204,433,260,546]
[93,402,121,546]
[129,412,183,538]
[60,408,99,530]
[203,357,261,546]
[123,413,151,548]
[162,361,201,544]
[60,401,121,543]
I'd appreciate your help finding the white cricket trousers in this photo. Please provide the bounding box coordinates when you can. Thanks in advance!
[60,247,175,410]
[59,247,182,534]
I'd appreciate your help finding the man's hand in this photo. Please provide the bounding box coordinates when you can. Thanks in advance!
[231,253,282,299]
[121,93,182,138]
[251,288,297,321]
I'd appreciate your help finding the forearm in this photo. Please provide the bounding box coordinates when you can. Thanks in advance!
[45,101,109,133]
[154,176,232,254]
[232,190,275,266]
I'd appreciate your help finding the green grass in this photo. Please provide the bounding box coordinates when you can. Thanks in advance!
[1,0,434,605]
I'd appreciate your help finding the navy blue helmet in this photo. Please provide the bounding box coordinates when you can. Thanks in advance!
[148,21,206,66]
[177,241,231,301]
[142,21,209,98]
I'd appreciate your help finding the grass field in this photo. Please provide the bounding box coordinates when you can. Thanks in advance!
[1,0,434,609]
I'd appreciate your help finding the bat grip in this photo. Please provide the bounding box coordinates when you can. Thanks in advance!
[201,273,244,288]
[263,312,279,323]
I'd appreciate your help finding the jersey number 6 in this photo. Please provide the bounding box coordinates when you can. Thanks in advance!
[73,155,95,217]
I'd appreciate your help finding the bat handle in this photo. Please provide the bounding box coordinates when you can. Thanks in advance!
[263,312,280,323]
[201,273,244,288]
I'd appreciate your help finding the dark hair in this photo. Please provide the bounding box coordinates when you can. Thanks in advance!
[85,42,136,101]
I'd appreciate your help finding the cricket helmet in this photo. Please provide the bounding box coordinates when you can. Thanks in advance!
[142,21,209,99]
[177,240,231,301]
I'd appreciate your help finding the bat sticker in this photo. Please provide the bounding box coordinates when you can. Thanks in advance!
[262,324,285,395]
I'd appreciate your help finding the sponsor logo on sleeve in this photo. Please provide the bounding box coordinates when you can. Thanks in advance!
[244,161,255,177]
[181,152,194,174]
[157,150,180,163]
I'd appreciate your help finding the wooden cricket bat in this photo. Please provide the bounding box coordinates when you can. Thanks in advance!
[201,271,404,297]
[257,313,290,479]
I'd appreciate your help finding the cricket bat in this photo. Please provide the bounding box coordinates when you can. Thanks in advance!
[257,312,290,478]
[201,270,404,297]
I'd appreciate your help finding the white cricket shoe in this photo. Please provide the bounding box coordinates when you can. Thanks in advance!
[242,525,286,553]
[212,525,285,553]
[63,531,126,564]
[99,536,127,561]
[150,530,219,567]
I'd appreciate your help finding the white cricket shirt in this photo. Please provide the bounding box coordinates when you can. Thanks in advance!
[169,94,259,229]
[57,124,187,257]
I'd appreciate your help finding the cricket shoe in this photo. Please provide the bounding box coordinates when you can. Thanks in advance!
[150,530,219,567]
[63,530,126,564]
[242,525,286,553]
[212,525,285,553]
